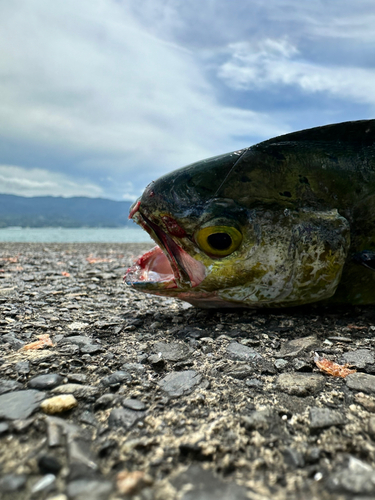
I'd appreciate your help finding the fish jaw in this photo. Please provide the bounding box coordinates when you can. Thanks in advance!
[124,207,206,293]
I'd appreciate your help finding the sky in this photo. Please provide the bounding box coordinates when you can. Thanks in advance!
[0,0,375,201]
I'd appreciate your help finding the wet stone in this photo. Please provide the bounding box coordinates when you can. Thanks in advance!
[342,349,375,369]
[277,373,325,397]
[309,407,345,430]
[100,371,131,388]
[153,341,191,362]
[28,373,64,390]
[108,407,146,429]
[0,390,46,420]
[226,342,262,362]
[346,373,375,394]
[158,370,203,398]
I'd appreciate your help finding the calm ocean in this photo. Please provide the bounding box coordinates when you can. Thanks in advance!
[0,227,152,243]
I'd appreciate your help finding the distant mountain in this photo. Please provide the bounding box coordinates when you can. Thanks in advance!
[0,194,135,228]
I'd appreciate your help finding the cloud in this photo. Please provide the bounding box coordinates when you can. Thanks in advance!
[217,39,375,106]
[0,165,103,198]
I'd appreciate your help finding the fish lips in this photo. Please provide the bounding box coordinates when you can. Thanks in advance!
[124,210,206,291]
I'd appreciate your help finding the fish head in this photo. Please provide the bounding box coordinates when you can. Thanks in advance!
[125,151,350,308]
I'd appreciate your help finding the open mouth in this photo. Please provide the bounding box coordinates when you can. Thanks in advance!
[124,209,206,290]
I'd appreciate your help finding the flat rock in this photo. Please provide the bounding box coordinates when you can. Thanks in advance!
[309,407,345,430]
[28,373,64,390]
[108,407,145,429]
[153,341,191,361]
[51,384,99,399]
[122,398,147,411]
[100,371,131,388]
[277,373,325,396]
[158,370,203,397]
[342,349,375,369]
[0,390,46,420]
[276,335,319,358]
[226,342,262,362]
[62,335,92,347]
[346,373,375,394]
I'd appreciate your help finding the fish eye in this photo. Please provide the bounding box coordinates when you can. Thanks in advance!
[195,225,242,257]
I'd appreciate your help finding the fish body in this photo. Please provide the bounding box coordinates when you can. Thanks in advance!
[125,120,375,308]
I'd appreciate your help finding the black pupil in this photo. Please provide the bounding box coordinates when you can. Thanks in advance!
[207,232,232,251]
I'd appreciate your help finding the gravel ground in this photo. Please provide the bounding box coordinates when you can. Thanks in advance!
[2,243,375,500]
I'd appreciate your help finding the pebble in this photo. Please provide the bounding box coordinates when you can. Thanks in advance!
[226,342,262,362]
[309,407,345,430]
[1,333,25,349]
[342,349,375,369]
[158,370,203,397]
[0,389,46,420]
[38,454,63,475]
[51,384,99,399]
[241,408,275,431]
[108,407,146,429]
[41,394,78,414]
[327,456,375,494]
[0,474,27,492]
[15,360,30,374]
[122,398,147,411]
[100,371,131,388]
[28,373,64,390]
[0,378,22,395]
[276,335,318,358]
[346,373,375,394]
[153,341,191,361]
[276,373,325,397]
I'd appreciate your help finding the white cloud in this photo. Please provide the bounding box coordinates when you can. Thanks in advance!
[217,39,375,106]
[0,165,103,198]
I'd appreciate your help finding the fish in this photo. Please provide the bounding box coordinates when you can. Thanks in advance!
[124,119,375,308]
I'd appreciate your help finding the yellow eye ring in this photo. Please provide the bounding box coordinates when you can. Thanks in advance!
[195,225,242,257]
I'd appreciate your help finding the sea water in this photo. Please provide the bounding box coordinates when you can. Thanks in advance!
[0,227,152,243]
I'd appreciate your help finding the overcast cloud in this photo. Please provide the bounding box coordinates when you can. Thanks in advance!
[0,0,374,200]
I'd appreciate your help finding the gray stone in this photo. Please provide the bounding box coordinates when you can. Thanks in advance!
[309,407,345,430]
[224,364,254,379]
[172,465,249,500]
[274,359,288,370]
[245,378,264,390]
[66,479,113,500]
[283,447,305,468]
[226,342,262,362]
[342,349,375,369]
[94,393,117,410]
[122,398,146,411]
[28,373,64,390]
[327,456,375,495]
[1,333,25,349]
[241,408,276,431]
[0,390,45,420]
[0,474,27,492]
[0,422,9,434]
[62,335,92,346]
[100,371,131,388]
[15,360,30,374]
[0,378,22,395]
[277,373,325,396]
[158,370,203,397]
[153,341,191,361]
[276,335,318,358]
[80,344,102,354]
[108,407,145,429]
[346,373,375,394]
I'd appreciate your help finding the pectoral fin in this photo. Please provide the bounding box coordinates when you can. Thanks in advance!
[352,250,375,271]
